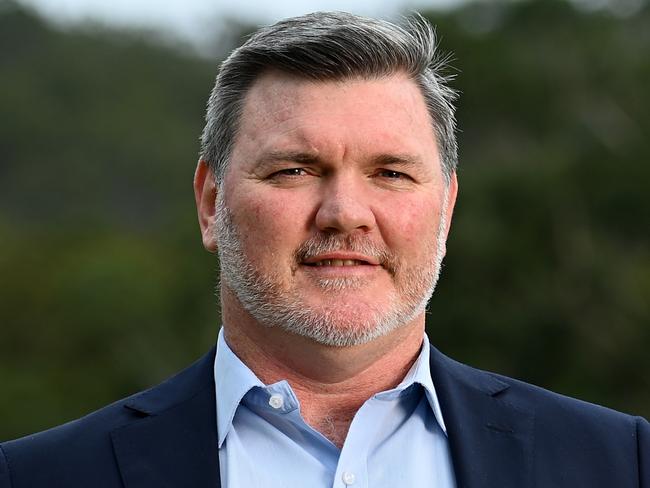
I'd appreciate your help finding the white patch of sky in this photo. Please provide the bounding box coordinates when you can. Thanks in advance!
[16,0,639,54]
[16,0,462,50]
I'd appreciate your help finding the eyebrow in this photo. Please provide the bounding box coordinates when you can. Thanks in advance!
[254,150,322,170]
[372,153,425,168]
[253,150,425,170]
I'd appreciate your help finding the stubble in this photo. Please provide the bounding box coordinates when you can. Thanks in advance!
[215,190,449,347]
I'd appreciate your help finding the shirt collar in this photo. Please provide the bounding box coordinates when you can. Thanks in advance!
[214,328,265,447]
[399,333,448,434]
[214,329,448,447]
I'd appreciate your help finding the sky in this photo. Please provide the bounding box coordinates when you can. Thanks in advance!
[17,0,642,55]
[17,0,464,52]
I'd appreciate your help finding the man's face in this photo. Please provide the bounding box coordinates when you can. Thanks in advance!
[214,71,457,346]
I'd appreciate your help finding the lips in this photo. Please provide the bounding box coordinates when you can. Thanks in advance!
[295,234,389,273]
[301,252,380,268]
[305,258,369,267]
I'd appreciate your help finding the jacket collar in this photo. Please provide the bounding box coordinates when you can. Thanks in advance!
[429,345,534,488]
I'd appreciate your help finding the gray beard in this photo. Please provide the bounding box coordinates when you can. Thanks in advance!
[215,191,449,347]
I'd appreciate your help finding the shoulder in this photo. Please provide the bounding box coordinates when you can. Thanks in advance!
[432,343,644,425]
[486,368,650,482]
[430,343,648,443]
[1,394,139,487]
[488,366,647,441]
[0,347,216,488]
[429,346,649,486]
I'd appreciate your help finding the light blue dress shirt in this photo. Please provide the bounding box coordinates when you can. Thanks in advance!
[214,329,457,488]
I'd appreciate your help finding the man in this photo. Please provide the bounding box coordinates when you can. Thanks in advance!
[1,11,648,488]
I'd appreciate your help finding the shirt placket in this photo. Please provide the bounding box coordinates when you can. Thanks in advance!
[332,401,379,488]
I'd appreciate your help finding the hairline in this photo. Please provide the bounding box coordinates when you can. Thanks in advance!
[201,12,458,189]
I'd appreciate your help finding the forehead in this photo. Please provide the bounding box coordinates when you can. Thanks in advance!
[232,71,439,168]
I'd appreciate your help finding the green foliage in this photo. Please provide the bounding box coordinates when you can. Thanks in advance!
[426,0,650,416]
[0,3,219,438]
[1,0,648,440]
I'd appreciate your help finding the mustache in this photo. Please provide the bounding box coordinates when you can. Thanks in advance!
[294,233,399,275]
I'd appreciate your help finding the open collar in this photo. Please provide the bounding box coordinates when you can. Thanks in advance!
[108,339,535,488]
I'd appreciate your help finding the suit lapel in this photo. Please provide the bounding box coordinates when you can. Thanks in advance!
[430,346,534,488]
[110,348,221,488]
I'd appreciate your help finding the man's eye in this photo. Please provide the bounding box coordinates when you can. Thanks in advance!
[378,169,409,180]
[271,168,308,177]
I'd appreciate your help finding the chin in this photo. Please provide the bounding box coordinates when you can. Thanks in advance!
[258,298,423,348]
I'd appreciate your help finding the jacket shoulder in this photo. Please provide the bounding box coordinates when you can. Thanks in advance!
[434,345,643,426]
[489,368,643,428]
[433,347,649,485]
[0,347,216,488]
[492,370,650,485]
[0,395,138,488]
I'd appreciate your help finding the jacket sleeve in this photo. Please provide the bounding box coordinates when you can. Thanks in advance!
[0,445,12,488]
[640,417,650,488]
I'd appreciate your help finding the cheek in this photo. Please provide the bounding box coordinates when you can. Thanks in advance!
[232,192,310,259]
[377,196,440,253]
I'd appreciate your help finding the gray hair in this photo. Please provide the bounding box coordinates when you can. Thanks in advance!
[200,11,458,185]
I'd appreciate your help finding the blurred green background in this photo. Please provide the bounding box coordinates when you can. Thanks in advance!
[1,0,648,440]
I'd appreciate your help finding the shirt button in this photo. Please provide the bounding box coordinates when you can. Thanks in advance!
[342,471,356,485]
[268,394,284,409]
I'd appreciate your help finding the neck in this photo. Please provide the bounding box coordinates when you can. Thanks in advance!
[221,288,426,448]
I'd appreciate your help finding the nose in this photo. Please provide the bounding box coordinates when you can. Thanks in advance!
[314,175,376,234]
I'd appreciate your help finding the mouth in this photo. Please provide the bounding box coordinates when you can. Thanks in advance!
[303,258,372,267]
[301,252,380,268]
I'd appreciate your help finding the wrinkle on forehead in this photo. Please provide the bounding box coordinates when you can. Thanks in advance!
[230,70,441,180]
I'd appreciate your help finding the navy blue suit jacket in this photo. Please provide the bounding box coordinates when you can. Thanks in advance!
[1,345,648,487]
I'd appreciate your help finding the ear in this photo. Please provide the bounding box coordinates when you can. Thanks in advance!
[442,172,459,242]
[193,160,219,253]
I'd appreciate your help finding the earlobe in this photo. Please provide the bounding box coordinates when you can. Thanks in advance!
[193,160,219,253]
